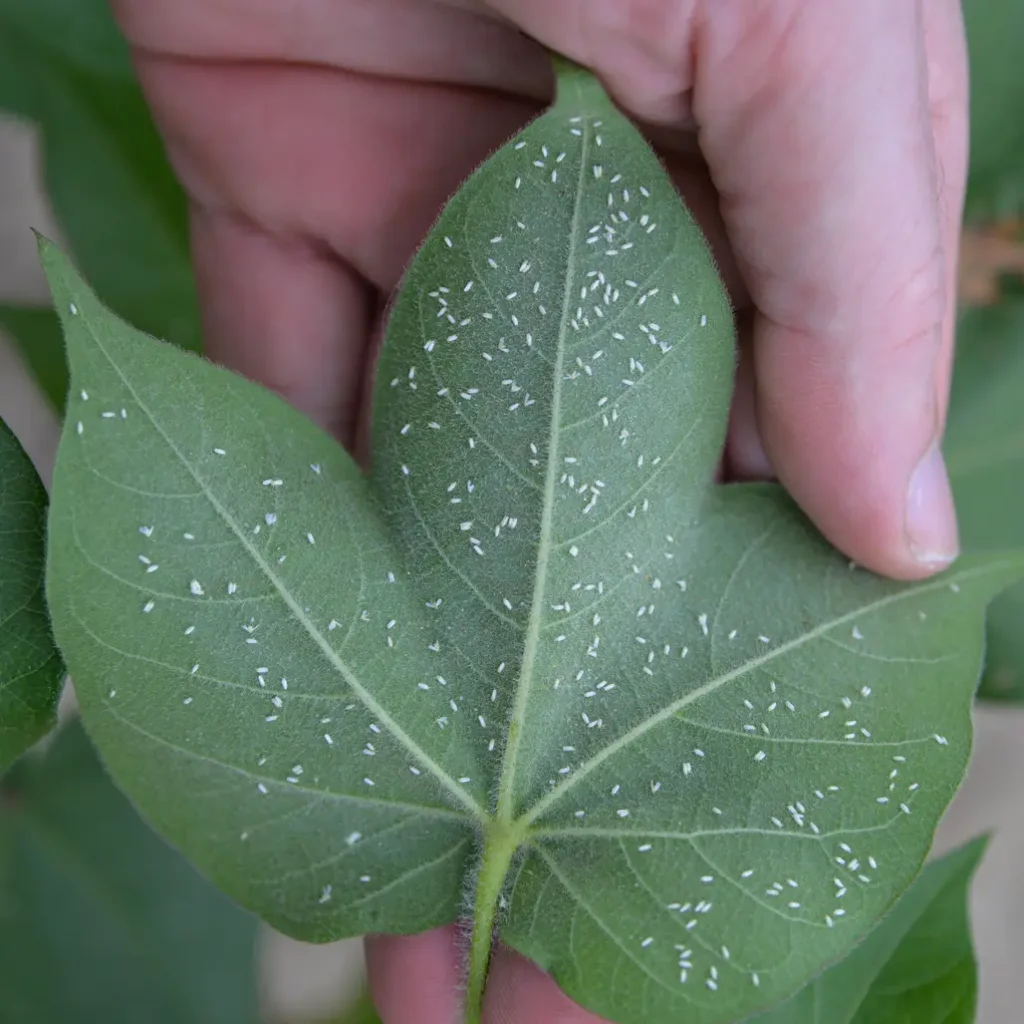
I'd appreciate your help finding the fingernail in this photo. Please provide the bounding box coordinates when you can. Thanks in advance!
[905,442,959,568]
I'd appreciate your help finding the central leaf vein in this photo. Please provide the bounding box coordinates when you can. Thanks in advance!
[494,115,591,822]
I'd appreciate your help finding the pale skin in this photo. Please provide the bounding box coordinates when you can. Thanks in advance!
[110,1,969,1019]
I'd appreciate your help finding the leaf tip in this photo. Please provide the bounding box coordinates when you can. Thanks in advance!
[548,52,609,109]
[35,237,79,313]
[35,240,109,356]
[33,231,60,268]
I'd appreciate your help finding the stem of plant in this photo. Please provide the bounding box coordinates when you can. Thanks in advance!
[464,821,524,1024]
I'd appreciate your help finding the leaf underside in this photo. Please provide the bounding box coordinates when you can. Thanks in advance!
[750,837,985,1024]
[0,417,64,773]
[41,65,1024,1024]
[946,301,1024,701]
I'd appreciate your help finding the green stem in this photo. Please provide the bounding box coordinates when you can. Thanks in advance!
[464,823,523,1024]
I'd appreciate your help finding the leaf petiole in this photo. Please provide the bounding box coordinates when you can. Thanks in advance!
[465,820,527,1024]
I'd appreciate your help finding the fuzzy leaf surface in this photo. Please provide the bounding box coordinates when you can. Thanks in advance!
[42,241,480,941]
[750,838,985,1023]
[946,301,1024,700]
[371,66,1021,1023]
[41,61,1024,1024]
[0,417,63,772]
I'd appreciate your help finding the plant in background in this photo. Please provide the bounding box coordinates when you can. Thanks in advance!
[0,720,258,1023]
[0,417,62,771]
[2,3,1024,1024]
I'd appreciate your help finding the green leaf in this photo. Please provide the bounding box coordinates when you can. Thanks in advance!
[963,0,1024,218]
[0,718,258,1023]
[42,241,482,943]
[0,0,134,80]
[0,417,63,773]
[748,838,985,1023]
[39,59,1024,1024]
[0,0,200,360]
[0,305,68,413]
[946,301,1024,700]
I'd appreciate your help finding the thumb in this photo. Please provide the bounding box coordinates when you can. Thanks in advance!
[693,0,964,578]
[483,0,965,579]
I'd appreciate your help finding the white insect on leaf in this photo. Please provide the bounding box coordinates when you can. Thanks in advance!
[39,59,1024,1024]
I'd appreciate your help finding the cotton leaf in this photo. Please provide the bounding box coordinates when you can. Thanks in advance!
[40,62,1024,1024]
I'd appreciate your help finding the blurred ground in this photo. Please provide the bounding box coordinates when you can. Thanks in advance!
[2,113,1024,1023]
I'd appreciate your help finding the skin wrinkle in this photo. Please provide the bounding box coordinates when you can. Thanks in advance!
[113,0,553,96]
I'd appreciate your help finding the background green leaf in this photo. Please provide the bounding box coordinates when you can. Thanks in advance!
[0,305,67,413]
[749,837,986,1023]
[0,417,63,772]
[0,0,199,409]
[963,0,1024,219]
[946,301,1024,700]
[0,718,258,1023]
[320,990,383,1024]
[0,0,134,80]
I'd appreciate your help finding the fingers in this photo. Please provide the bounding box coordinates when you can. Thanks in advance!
[365,930,611,1024]
[488,0,966,579]
[723,0,969,517]
[189,207,372,445]
[112,0,552,99]
[365,928,462,1024]
[725,313,773,480]
[692,0,963,578]
[483,947,613,1023]
[127,54,537,450]
[481,0,703,125]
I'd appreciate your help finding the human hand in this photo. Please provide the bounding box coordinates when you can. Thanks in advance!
[110,1,968,1020]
